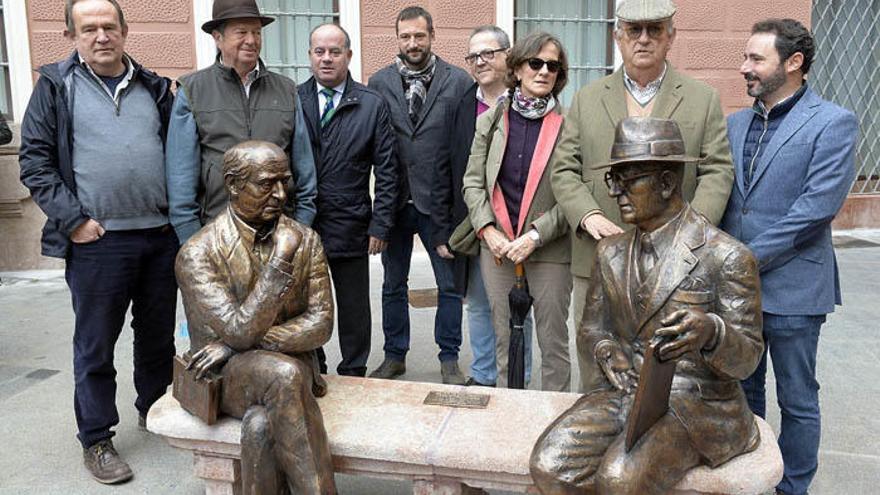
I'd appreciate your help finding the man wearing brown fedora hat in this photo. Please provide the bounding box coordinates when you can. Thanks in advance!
[549,0,734,393]
[166,0,318,245]
[530,117,762,495]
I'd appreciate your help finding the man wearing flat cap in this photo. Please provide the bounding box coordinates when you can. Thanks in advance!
[166,0,318,245]
[531,117,762,495]
[549,0,734,393]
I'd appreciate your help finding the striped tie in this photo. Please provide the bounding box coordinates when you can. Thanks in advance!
[320,87,336,127]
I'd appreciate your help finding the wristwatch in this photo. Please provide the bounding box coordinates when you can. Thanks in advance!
[527,229,542,246]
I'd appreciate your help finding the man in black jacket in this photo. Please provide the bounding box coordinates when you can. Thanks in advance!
[299,23,399,377]
[18,0,175,485]
[368,6,472,383]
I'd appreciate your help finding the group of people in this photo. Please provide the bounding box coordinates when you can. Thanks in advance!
[17,0,857,494]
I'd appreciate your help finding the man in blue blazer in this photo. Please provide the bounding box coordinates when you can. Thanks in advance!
[721,19,857,495]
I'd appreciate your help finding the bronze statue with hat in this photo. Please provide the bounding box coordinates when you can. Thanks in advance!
[546,0,734,396]
[530,117,762,495]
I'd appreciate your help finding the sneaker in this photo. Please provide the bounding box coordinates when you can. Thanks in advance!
[83,439,133,484]
[368,358,406,379]
[440,360,467,385]
[464,376,496,387]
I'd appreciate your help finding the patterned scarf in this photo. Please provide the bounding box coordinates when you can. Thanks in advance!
[396,54,437,124]
[511,86,557,120]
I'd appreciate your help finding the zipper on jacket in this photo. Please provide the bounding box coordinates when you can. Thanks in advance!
[746,114,769,187]
[237,80,252,138]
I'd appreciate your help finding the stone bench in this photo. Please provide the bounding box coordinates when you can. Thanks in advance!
[147,375,782,495]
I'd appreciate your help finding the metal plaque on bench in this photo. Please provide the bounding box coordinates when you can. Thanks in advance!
[423,391,490,409]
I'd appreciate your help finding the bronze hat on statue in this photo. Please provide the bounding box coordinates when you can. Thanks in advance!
[606,116,698,167]
[202,0,275,33]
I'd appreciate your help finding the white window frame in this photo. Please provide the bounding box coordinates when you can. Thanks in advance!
[497,0,622,71]
[4,0,34,122]
[193,0,362,81]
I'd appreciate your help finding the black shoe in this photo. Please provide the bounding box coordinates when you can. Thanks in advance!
[83,439,133,484]
[464,376,496,387]
[368,358,406,379]
[440,360,467,385]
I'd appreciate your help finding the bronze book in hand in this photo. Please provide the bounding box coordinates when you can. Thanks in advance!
[172,354,222,425]
[624,340,676,452]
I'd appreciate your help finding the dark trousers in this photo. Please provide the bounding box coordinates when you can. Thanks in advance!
[381,204,462,362]
[319,256,372,377]
[741,313,824,495]
[65,226,178,448]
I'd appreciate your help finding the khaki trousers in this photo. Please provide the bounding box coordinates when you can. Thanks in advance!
[480,250,572,391]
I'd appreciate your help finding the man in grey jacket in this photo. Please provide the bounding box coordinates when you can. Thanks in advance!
[19,0,176,484]
[368,6,472,383]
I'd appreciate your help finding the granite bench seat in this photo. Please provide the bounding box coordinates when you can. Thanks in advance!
[147,375,783,495]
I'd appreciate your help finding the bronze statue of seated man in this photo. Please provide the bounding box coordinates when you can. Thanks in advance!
[530,117,763,495]
[176,141,336,495]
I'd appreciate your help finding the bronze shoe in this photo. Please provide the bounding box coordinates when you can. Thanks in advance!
[83,439,133,484]
[368,358,406,379]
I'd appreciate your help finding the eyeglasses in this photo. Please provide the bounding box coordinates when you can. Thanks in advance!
[604,170,659,192]
[465,47,507,65]
[621,23,667,40]
[526,57,561,73]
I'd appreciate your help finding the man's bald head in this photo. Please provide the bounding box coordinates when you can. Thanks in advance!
[223,140,287,185]
[309,23,351,49]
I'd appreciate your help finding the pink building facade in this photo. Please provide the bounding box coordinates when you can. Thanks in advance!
[0,0,873,270]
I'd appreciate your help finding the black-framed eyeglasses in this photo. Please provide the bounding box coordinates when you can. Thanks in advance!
[621,22,667,40]
[604,170,659,192]
[465,47,507,65]
[526,57,561,73]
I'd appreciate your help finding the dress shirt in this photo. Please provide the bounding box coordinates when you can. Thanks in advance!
[317,81,346,118]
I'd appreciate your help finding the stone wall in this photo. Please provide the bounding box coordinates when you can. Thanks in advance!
[670,0,811,114]
[26,0,198,80]
[359,0,495,80]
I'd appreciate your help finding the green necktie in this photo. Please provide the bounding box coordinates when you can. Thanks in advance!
[320,87,336,127]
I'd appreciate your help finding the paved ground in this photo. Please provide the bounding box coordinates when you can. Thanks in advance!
[1,231,880,494]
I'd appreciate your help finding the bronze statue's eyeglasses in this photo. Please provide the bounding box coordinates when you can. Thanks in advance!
[526,57,561,73]
[621,23,667,40]
[465,48,507,65]
[604,170,659,192]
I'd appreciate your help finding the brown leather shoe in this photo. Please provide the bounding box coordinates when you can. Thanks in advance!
[369,358,406,379]
[83,439,133,484]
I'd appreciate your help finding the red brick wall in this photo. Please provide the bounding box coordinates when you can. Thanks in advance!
[26,0,198,80]
[359,0,496,81]
[671,0,811,114]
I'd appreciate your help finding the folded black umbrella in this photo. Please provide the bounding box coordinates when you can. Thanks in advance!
[507,263,532,389]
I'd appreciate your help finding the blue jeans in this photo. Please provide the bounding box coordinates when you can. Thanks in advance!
[65,226,178,448]
[381,204,462,362]
[741,313,824,495]
[466,256,532,385]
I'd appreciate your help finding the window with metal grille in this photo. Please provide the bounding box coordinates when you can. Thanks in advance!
[257,0,339,83]
[515,0,615,107]
[812,0,879,194]
[0,2,12,120]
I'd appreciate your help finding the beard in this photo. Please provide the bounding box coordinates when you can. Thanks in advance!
[745,64,787,98]
[399,47,429,67]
